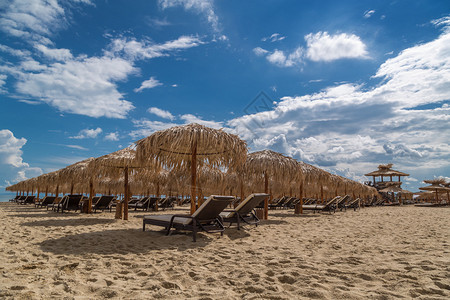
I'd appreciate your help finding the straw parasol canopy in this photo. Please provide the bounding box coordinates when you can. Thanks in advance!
[88,147,145,219]
[419,179,450,203]
[243,150,300,219]
[136,123,247,214]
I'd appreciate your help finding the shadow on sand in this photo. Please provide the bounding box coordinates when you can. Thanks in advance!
[39,227,218,255]
[20,218,116,227]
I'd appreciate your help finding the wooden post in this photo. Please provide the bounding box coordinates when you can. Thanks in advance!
[87,178,93,213]
[45,186,48,197]
[264,172,269,220]
[295,179,304,215]
[36,187,40,202]
[70,183,74,195]
[190,141,197,214]
[320,184,324,204]
[155,182,160,211]
[55,185,59,199]
[240,179,244,205]
[123,166,129,220]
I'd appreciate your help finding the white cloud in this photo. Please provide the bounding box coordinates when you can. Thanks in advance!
[265,47,304,67]
[35,44,73,61]
[159,0,220,32]
[14,55,136,118]
[305,32,369,61]
[253,47,269,56]
[0,129,43,188]
[0,129,28,167]
[63,144,89,150]
[134,76,163,92]
[130,120,179,138]
[180,114,223,128]
[0,74,7,93]
[364,10,375,19]
[107,35,203,61]
[148,107,175,120]
[262,33,286,42]
[0,0,92,44]
[229,27,450,189]
[130,114,223,138]
[70,127,103,139]
[104,132,119,141]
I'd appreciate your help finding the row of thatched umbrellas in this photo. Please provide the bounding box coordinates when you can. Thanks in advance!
[6,123,379,219]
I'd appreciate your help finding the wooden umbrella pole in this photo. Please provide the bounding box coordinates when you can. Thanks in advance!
[123,166,129,220]
[155,182,160,211]
[190,141,197,215]
[321,184,324,204]
[240,179,244,205]
[37,187,40,201]
[264,172,269,220]
[87,178,93,214]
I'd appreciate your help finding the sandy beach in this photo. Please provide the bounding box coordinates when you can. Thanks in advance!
[0,202,449,299]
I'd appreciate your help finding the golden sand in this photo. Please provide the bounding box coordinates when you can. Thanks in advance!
[0,202,449,299]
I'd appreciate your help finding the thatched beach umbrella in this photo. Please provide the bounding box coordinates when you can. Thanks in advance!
[419,179,450,204]
[243,150,299,219]
[136,123,247,214]
[89,147,144,219]
[58,157,95,195]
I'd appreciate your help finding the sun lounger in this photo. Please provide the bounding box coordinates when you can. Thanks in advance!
[18,195,36,205]
[220,193,269,230]
[301,196,339,213]
[9,195,20,202]
[128,197,150,210]
[50,195,83,213]
[143,195,235,242]
[35,196,56,208]
[92,195,115,212]
[346,198,360,211]
[158,197,176,210]
[336,195,350,211]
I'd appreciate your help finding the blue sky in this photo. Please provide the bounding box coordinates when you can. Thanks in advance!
[0,0,449,195]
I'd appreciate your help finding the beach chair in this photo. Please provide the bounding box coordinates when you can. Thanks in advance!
[35,196,56,208]
[92,195,115,212]
[9,195,20,202]
[301,196,339,213]
[158,197,176,210]
[143,195,235,242]
[18,195,36,205]
[346,198,360,211]
[51,195,83,213]
[220,193,269,230]
[135,197,159,211]
[14,196,26,203]
[336,195,350,211]
[128,197,151,211]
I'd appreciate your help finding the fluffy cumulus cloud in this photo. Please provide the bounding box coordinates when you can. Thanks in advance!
[159,0,220,32]
[104,132,119,141]
[70,127,103,139]
[134,77,163,92]
[231,26,450,188]
[0,129,43,188]
[305,32,369,61]
[1,7,203,119]
[129,111,222,138]
[254,31,368,67]
[148,107,175,120]
[0,0,92,44]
